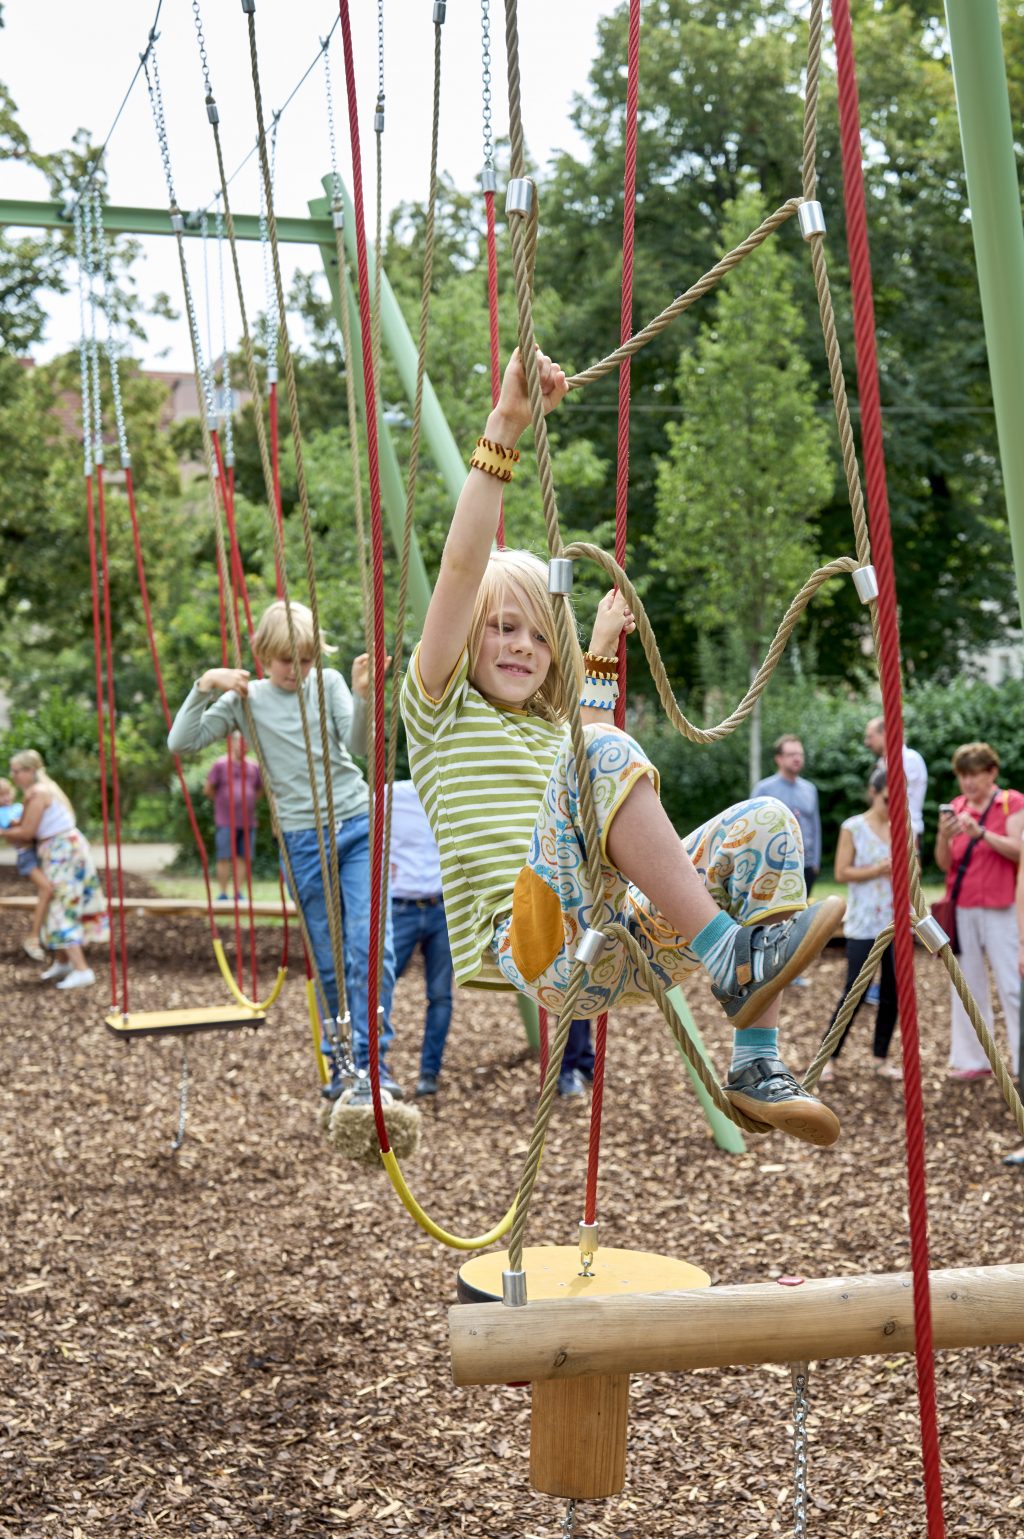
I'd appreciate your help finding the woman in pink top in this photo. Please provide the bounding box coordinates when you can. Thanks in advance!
[935,742,1024,1080]
[204,732,262,901]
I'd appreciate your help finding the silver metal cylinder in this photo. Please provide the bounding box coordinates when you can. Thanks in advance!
[240,0,256,13]
[915,914,949,954]
[547,557,574,595]
[170,212,185,233]
[797,199,826,240]
[332,207,345,230]
[266,365,279,387]
[502,1269,528,1307]
[206,100,220,126]
[120,451,132,470]
[574,928,606,966]
[433,1,447,22]
[481,167,497,193]
[505,178,533,217]
[852,563,880,603]
[94,447,104,467]
[374,109,385,134]
[578,1220,599,1255]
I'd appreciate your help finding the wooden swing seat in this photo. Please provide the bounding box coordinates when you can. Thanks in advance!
[105,1004,266,1038]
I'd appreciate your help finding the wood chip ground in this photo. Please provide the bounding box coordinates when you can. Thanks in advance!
[1,869,1021,1537]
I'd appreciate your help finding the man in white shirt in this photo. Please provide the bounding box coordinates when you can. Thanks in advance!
[865,715,927,840]
[389,780,454,1099]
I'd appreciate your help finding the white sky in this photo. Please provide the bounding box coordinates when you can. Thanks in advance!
[2,0,619,369]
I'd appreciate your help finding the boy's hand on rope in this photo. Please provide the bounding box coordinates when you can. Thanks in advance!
[490,346,568,446]
[199,667,251,697]
[351,652,391,700]
[590,589,636,656]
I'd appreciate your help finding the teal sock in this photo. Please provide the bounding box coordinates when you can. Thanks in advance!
[689,910,739,990]
[730,1027,778,1074]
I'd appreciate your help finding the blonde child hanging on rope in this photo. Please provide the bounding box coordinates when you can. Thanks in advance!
[400,347,847,1145]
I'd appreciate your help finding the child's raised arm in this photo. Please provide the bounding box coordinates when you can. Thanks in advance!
[417,347,568,701]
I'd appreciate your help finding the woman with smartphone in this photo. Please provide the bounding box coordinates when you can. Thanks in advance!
[935,742,1024,1081]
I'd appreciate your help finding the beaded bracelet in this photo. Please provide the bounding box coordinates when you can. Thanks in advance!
[470,436,520,483]
[583,650,619,681]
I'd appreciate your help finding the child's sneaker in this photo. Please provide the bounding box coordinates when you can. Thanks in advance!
[725,1056,840,1146]
[56,967,96,991]
[41,961,73,982]
[710,896,845,1029]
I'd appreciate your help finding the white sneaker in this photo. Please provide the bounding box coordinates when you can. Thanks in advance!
[41,961,73,982]
[56,968,96,990]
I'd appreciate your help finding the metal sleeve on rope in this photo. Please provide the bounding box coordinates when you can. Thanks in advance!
[852,563,879,602]
[502,1269,528,1307]
[915,914,949,955]
[547,557,574,594]
[797,198,826,239]
[505,177,533,216]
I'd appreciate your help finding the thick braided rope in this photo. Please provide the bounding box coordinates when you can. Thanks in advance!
[246,20,351,1002]
[209,114,349,1028]
[566,543,858,742]
[566,199,802,389]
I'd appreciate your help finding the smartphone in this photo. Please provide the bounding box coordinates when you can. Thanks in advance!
[938,803,956,818]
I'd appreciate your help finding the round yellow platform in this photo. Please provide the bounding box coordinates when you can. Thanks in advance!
[457,1244,711,1304]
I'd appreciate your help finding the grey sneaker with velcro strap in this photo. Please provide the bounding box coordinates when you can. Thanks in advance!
[709,895,845,1029]
[725,1056,840,1147]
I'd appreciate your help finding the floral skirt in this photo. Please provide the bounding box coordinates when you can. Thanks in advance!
[491,725,807,1019]
[39,830,110,951]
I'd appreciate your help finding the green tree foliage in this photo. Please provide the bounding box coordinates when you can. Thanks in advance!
[653,189,834,786]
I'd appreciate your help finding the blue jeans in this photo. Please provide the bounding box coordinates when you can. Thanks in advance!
[281,815,396,1070]
[392,897,454,1077]
[562,1018,595,1078]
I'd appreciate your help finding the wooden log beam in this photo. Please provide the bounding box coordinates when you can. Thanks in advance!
[449,1264,1024,1385]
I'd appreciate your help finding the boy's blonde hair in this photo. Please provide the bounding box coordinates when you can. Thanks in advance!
[251,600,337,666]
[0,777,14,801]
[467,549,583,723]
[9,750,75,819]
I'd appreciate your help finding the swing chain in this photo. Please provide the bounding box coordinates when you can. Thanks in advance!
[376,0,386,129]
[72,201,94,478]
[191,0,213,99]
[560,1497,578,1538]
[170,1049,190,1153]
[82,188,105,467]
[480,0,493,172]
[322,40,341,198]
[143,45,178,211]
[791,1361,810,1539]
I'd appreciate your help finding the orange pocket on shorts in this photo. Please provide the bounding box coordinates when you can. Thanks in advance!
[509,865,564,982]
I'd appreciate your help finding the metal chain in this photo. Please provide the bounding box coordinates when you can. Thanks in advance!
[481,0,494,170]
[83,190,104,467]
[215,206,234,463]
[791,1362,810,1539]
[191,0,212,99]
[376,0,385,129]
[170,1049,190,1153]
[94,186,130,468]
[323,38,341,202]
[200,211,218,426]
[560,1498,577,1538]
[73,201,94,478]
[143,50,178,211]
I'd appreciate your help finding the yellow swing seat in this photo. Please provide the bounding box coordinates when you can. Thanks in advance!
[104,1003,266,1039]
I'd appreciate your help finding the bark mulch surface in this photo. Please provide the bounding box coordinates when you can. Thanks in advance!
[1,868,1021,1538]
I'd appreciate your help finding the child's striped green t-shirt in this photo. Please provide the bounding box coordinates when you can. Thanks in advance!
[400,645,565,989]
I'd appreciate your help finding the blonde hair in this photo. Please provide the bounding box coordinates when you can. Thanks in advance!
[9,750,75,820]
[0,777,14,801]
[467,549,583,723]
[251,600,337,666]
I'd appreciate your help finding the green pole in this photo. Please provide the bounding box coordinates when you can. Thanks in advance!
[666,987,747,1154]
[945,0,1024,630]
[318,177,468,500]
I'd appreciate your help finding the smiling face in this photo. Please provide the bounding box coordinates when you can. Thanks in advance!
[267,654,313,692]
[9,762,35,791]
[470,595,553,710]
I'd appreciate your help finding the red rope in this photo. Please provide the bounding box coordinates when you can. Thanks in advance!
[85,473,118,1007]
[585,0,643,1231]
[340,0,390,1151]
[95,464,130,1010]
[484,187,505,548]
[832,5,945,1532]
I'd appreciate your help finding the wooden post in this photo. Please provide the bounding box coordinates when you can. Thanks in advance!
[450,1263,1024,1386]
[530,1374,631,1499]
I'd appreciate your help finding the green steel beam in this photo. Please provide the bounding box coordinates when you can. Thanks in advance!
[945,0,1024,631]
[666,987,747,1154]
[0,197,333,246]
